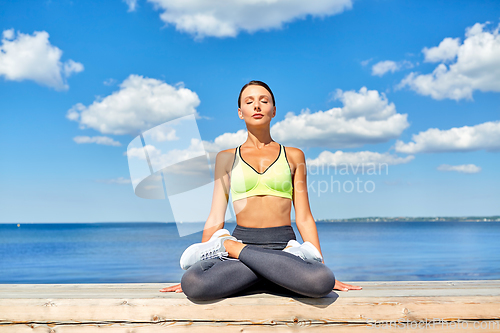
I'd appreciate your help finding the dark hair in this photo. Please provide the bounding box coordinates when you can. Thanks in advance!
[238,80,275,108]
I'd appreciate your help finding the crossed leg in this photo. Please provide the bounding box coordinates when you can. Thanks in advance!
[181,258,263,301]
[238,245,335,297]
[180,244,335,301]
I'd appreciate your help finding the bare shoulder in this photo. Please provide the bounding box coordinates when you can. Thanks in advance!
[283,146,305,164]
[217,147,238,158]
[216,148,238,171]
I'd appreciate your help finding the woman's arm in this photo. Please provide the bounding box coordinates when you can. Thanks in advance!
[200,149,234,242]
[288,147,362,292]
[160,150,234,294]
[288,148,323,261]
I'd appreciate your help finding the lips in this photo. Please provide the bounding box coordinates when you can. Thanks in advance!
[252,114,263,118]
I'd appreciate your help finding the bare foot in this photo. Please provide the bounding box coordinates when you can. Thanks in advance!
[223,239,247,258]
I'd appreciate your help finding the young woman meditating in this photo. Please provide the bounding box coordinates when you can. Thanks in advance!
[160,80,361,300]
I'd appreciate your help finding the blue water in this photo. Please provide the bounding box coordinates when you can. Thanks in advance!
[1,222,499,283]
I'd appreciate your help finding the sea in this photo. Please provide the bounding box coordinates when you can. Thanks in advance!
[1,222,499,284]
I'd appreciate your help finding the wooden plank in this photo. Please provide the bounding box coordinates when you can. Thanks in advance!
[1,322,500,333]
[3,296,498,323]
[2,280,500,298]
[0,281,499,327]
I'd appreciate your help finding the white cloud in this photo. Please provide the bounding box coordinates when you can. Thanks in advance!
[399,22,500,100]
[437,164,481,174]
[146,0,353,39]
[124,0,138,12]
[334,87,396,120]
[202,129,248,153]
[271,87,409,149]
[372,61,399,76]
[0,29,83,90]
[63,59,84,78]
[66,74,200,136]
[127,140,204,167]
[395,121,500,154]
[371,60,413,76]
[306,150,414,167]
[147,126,179,142]
[73,136,122,146]
[423,37,461,63]
[103,78,117,86]
[126,138,210,176]
[361,58,372,66]
[3,29,14,40]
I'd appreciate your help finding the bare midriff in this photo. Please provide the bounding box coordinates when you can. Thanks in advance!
[232,195,292,228]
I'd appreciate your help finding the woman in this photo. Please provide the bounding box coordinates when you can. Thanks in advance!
[161,80,361,300]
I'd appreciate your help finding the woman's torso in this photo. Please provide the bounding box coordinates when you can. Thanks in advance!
[226,142,295,228]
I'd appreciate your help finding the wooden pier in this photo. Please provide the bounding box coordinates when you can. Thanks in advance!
[1,280,499,332]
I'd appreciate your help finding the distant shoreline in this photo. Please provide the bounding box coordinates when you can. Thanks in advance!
[315,216,500,222]
[1,215,499,224]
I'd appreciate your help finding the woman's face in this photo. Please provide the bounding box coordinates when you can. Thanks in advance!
[238,85,276,124]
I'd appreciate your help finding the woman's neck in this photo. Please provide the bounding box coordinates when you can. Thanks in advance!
[245,127,274,149]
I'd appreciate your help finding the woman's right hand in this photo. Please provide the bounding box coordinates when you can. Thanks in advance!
[159,283,183,293]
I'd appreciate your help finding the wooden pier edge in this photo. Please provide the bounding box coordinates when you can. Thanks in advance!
[1,280,500,332]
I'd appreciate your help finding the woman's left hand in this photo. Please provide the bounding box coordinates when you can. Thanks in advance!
[333,280,362,291]
[159,283,183,293]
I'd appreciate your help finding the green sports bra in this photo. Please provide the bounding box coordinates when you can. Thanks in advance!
[230,144,293,203]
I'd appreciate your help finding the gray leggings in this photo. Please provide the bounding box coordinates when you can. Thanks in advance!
[180,225,336,301]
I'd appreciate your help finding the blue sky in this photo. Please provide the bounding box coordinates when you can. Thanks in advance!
[0,0,499,223]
